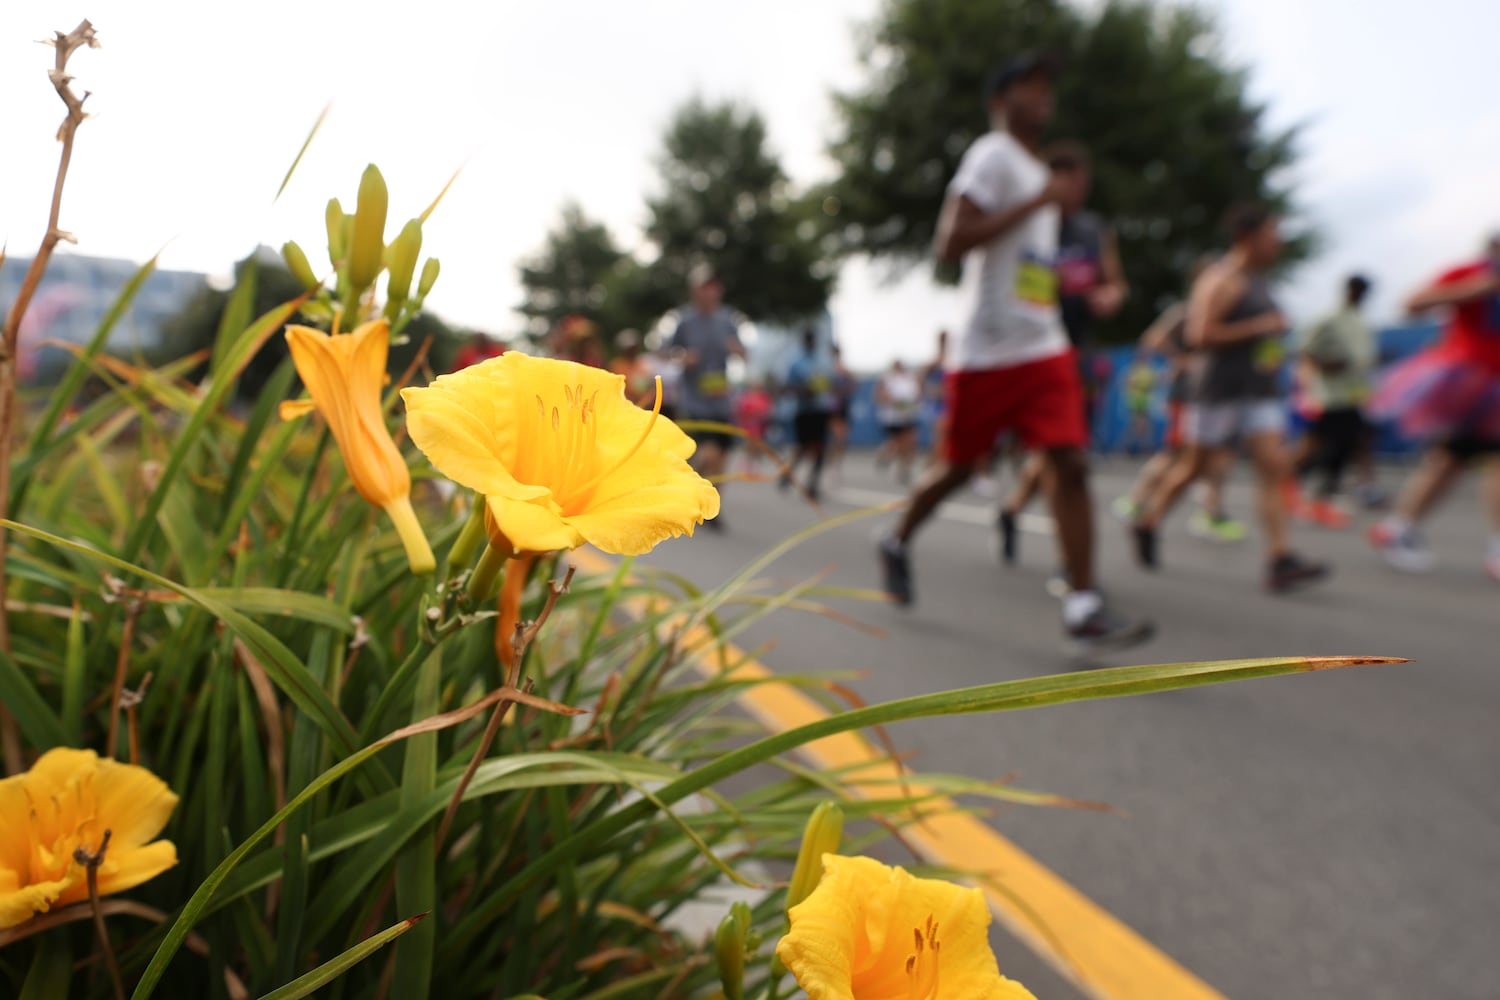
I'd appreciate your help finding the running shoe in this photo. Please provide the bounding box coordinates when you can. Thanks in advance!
[1066,604,1156,652]
[878,536,914,606]
[1267,552,1331,593]
[1187,510,1248,543]
[1306,499,1351,530]
[1111,495,1140,523]
[997,510,1018,565]
[971,474,999,499]
[1367,521,1435,573]
[1132,523,1159,569]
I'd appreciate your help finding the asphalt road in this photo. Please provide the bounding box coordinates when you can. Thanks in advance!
[632,451,1498,1000]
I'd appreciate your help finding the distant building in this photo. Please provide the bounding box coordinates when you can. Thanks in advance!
[0,252,207,383]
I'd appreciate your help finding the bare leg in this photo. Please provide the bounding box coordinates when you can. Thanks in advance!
[895,428,918,484]
[1247,430,1292,560]
[1394,447,1464,522]
[1202,447,1234,517]
[894,461,973,545]
[1045,447,1095,592]
[1004,451,1046,515]
[1482,457,1500,534]
[1129,448,1178,506]
[1140,445,1213,528]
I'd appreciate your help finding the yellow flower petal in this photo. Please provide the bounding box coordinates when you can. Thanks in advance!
[486,495,584,555]
[402,352,718,558]
[89,840,178,901]
[777,854,1037,1000]
[0,747,179,929]
[90,757,179,849]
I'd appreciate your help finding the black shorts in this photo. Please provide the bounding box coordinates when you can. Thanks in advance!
[1443,434,1500,460]
[882,421,917,439]
[794,411,832,447]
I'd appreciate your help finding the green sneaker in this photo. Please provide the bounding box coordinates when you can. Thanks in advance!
[1188,510,1247,543]
[1111,495,1140,523]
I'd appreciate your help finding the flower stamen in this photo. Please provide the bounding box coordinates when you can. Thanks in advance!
[568,376,663,506]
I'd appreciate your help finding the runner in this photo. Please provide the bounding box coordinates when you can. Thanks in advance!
[922,330,951,464]
[1368,233,1500,581]
[1112,263,1247,545]
[781,328,837,500]
[1120,354,1157,456]
[610,329,657,409]
[1131,204,1328,592]
[827,344,857,487]
[997,142,1127,562]
[670,265,746,530]
[1287,274,1377,528]
[875,359,922,485]
[876,53,1153,650]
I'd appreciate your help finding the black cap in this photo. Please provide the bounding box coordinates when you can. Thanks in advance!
[984,52,1060,102]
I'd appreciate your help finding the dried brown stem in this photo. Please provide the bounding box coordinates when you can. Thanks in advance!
[121,671,153,766]
[104,596,144,759]
[74,828,125,1000]
[0,19,99,775]
[433,564,576,854]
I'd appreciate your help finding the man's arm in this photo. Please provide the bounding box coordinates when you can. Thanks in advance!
[934,184,1060,263]
[1088,226,1129,318]
[1187,271,1285,348]
[1406,269,1499,314]
[1137,302,1185,356]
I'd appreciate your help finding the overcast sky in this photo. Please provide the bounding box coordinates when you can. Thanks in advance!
[3,0,1496,370]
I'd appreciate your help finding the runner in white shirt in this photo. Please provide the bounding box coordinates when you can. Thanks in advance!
[876,53,1153,652]
[875,360,923,485]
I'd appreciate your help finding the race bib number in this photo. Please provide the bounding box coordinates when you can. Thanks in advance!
[696,371,730,398]
[1254,337,1285,373]
[808,374,832,394]
[1014,255,1058,307]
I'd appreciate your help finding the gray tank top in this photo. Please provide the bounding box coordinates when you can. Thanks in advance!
[1195,274,1285,402]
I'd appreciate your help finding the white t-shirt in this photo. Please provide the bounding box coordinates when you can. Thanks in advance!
[948,131,1070,371]
[878,371,922,426]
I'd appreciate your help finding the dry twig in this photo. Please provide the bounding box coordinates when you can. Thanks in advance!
[0,19,99,774]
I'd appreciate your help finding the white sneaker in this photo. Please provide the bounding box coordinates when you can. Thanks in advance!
[971,474,999,499]
[1367,521,1436,573]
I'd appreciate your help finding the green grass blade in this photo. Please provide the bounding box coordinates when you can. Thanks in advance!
[211,256,258,378]
[0,645,67,750]
[448,654,1398,946]
[393,647,441,1000]
[254,915,425,1000]
[274,104,331,204]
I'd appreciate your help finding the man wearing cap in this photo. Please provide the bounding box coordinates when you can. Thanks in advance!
[876,54,1153,650]
[670,266,745,527]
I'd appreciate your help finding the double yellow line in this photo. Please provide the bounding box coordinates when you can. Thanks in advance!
[570,547,1227,1000]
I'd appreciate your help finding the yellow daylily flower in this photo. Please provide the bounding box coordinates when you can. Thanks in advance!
[776,854,1036,1000]
[401,352,719,556]
[281,318,435,574]
[0,748,179,929]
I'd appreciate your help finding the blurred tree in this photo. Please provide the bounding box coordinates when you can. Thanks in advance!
[516,203,636,341]
[826,0,1308,341]
[643,97,835,325]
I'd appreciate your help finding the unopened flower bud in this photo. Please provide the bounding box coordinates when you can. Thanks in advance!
[417,257,441,300]
[325,198,348,267]
[786,801,843,911]
[384,219,424,313]
[282,241,319,291]
[347,164,389,294]
[713,901,753,1000]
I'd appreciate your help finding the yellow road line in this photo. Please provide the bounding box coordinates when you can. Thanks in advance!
[569,547,1227,1000]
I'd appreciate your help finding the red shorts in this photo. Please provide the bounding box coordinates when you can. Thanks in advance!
[1165,400,1186,449]
[944,351,1088,465]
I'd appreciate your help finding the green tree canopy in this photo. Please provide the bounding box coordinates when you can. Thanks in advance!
[826,0,1307,341]
[644,97,834,325]
[515,202,634,341]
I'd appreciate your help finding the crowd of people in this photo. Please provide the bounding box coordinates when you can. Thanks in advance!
[509,52,1499,654]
